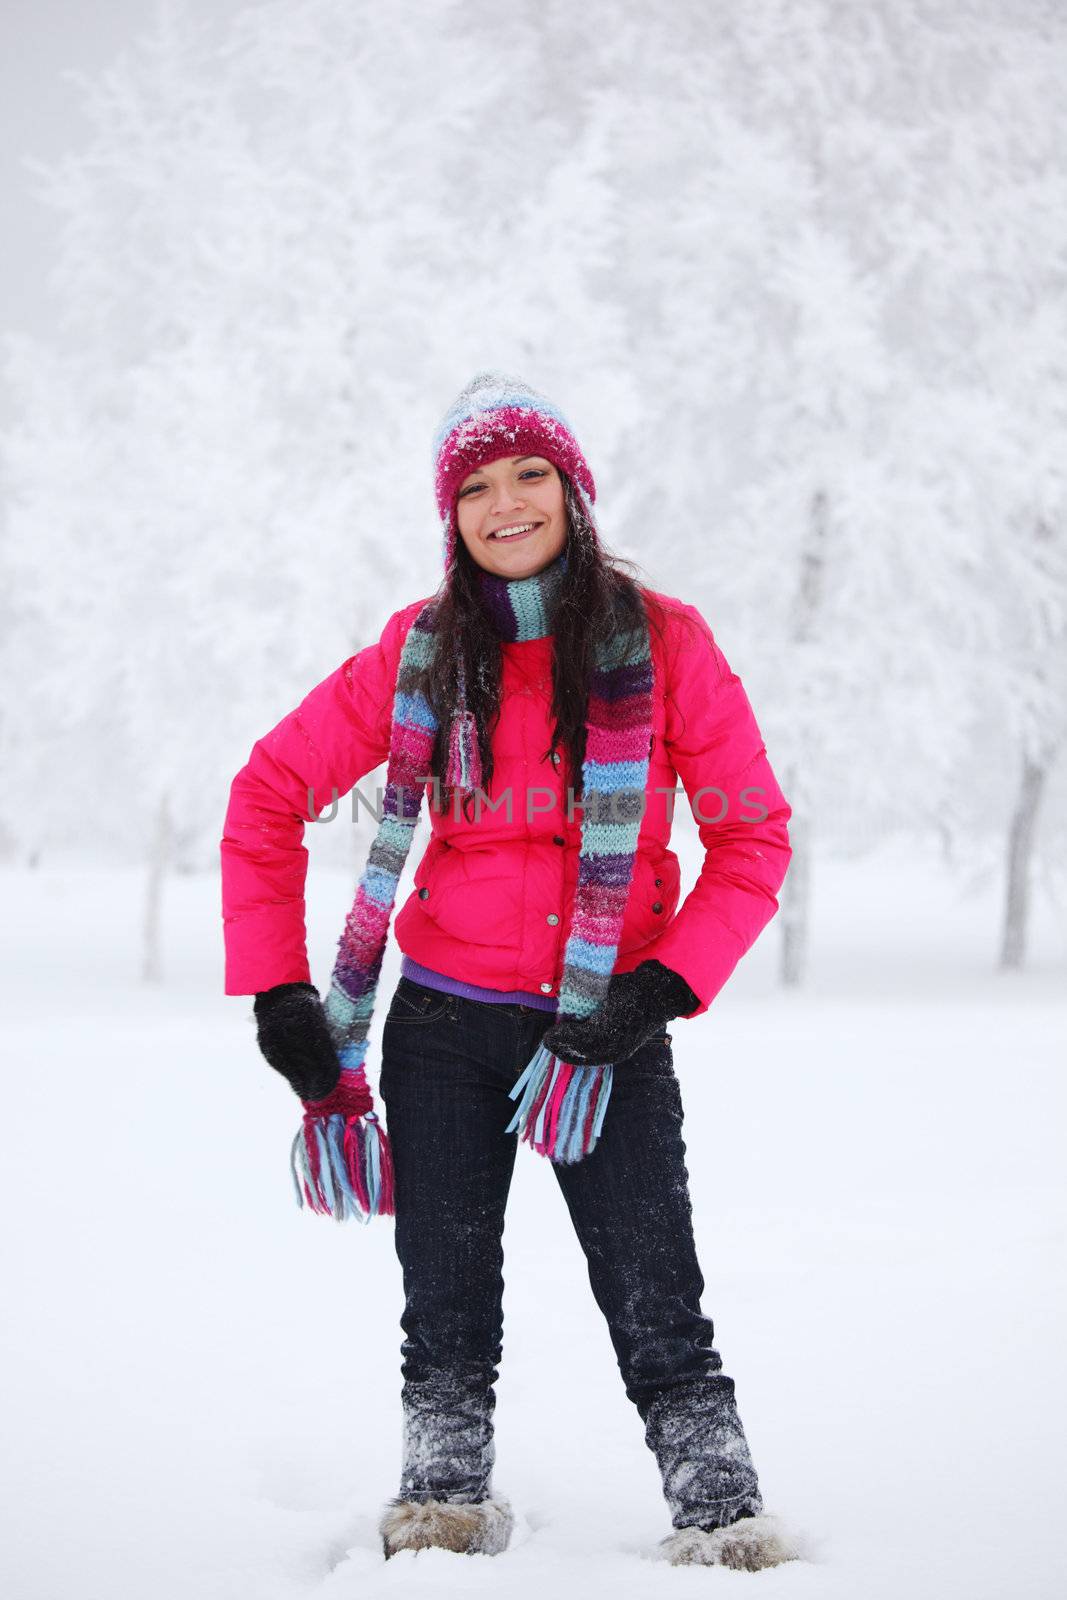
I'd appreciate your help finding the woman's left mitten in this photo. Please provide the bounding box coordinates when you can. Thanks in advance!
[542,959,700,1066]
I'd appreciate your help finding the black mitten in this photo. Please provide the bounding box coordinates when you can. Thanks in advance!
[541,959,700,1068]
[253,982,342,1103]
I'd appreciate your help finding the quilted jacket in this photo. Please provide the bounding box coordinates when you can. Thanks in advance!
[220,589,792,1018]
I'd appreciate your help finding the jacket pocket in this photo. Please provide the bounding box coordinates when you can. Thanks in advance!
[620,851,682,951]
[410,844,524,950]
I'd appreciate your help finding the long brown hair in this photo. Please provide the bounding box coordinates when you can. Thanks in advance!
[416,470,674,821]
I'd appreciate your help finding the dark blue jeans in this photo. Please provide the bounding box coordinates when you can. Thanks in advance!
[377,975,763,1532]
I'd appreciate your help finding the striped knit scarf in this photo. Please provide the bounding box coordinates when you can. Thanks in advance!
[289,550,654,1221]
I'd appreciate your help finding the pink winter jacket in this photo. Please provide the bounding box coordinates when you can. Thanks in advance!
[220,590,792,1018]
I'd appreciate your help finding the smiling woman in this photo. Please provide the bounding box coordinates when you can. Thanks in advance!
[220,368,797,1572]
[455,454,568,577]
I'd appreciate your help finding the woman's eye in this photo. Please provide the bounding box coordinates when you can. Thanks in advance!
[459,469,546,497]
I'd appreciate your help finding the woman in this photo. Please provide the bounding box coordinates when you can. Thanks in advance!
[220,373,800,1571]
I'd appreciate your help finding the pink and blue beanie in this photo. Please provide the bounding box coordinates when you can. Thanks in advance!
[433,371,598,569]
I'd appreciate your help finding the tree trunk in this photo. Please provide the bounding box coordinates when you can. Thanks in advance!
[1000,753,1047,970]
[779,487,829,987]
[780,804,809,987]
[142,791,173,984]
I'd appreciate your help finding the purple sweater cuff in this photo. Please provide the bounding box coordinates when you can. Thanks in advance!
[400,955,558,1012]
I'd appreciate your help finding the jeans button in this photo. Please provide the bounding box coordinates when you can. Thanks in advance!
[546,913,559,925]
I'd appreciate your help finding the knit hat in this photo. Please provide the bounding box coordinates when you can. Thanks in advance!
[433,371,598,570]
[288,377,654,1223]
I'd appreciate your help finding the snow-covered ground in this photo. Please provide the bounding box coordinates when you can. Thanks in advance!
[2,840,1064,1599]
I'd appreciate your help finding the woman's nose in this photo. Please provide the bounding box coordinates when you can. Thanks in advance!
[488,483,524,514]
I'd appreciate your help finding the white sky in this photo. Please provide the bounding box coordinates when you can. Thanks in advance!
[1,0,238,342]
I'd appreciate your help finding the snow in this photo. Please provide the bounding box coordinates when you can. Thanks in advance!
[2,839,1064,1599]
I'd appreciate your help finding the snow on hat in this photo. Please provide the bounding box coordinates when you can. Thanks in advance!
[432,371,598,569]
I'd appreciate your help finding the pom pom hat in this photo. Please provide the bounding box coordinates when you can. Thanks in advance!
[289,371,655,1220]
[433,371,599,569]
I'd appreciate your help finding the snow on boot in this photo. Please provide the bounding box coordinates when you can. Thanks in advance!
[658,1512,803,1570]
[379,1494,515,1559]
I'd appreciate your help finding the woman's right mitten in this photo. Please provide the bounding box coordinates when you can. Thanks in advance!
[253,981,341,1103]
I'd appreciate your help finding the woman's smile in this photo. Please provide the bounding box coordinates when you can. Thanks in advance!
[488,520,542,543]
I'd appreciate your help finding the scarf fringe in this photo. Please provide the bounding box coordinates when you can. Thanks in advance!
[506,1042,614,1164]
[446,707,482,793]
[446,655,482,794]
[289,1107,395,1223]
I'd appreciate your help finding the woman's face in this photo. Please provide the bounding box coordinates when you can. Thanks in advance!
[455,454,568,578]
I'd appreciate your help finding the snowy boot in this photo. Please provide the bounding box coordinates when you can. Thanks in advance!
[642,1378,763,1527]
[658,1512,803,1570]
[379,1494,515,1558]
[381,1368,513,1557]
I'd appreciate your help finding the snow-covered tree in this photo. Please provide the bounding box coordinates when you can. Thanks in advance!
[2,0,1063,985]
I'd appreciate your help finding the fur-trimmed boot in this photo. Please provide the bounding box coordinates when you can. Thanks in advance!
[379,1494,515,1559]
[658,1513,803,1570]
